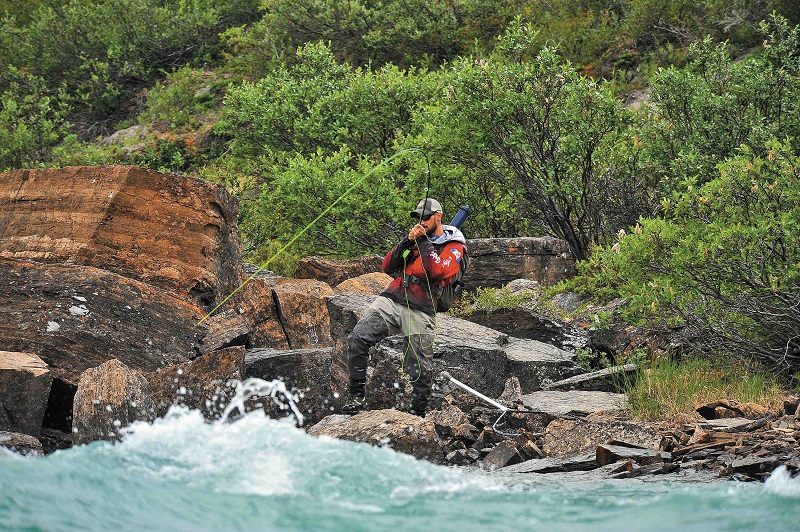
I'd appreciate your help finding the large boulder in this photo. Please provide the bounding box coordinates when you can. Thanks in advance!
[0,351,52,436]
[327,294,586,409]
[333,272,392,295]
[271,279,334,349]
[244,347,335,425]
[0,431,43,456]
[72,359,156,444]
[0,258,205,384]
[148,346,246,420]
[296,255,383,287]
[465,307,586,351]
[0,165,243,308]
[308,409,446,463]
[465,237,576,288]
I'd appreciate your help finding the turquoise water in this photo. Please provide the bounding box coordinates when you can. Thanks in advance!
[2,383,800,531]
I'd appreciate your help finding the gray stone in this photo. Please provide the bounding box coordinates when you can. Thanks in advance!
[307,409,446,464]
[465,307,588,351]
[696,417,770,433]
[482,441,524,470]
[521,390,628,418]
[73,359,156,445]
[0,351,52,437]
[465,237,576,288]
[500,451,599,473]
[245,347,335,425]
[543,364,636,392]
[596,444,671,466]
[504,338,585,393]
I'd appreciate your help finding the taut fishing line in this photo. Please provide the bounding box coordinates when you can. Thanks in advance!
[198,147,429,325]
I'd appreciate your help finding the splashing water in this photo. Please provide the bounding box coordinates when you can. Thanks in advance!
[1,379,799,531]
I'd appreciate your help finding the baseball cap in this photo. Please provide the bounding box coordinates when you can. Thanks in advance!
[410,198,442,218]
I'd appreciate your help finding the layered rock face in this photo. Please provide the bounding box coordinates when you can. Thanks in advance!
[466,237,575,287]
[0,165,242,308]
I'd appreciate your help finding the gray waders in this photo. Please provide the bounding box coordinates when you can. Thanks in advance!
[346,296,435,413]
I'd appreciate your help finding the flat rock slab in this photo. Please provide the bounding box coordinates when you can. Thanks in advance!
[308,409,446,464]
[500,452,599,474]
[696,417,770,433]
[544,364,636,392]
[521,391,628,417]
[542,417,663,458]
[596,444,671,466]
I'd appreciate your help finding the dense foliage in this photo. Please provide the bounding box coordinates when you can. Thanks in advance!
[1,1,799,374]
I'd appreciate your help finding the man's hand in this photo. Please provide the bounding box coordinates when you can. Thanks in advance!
[408,223,427,241]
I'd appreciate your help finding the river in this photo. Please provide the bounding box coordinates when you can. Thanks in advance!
[2,385,799,531]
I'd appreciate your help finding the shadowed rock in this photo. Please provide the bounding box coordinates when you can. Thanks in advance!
[465,307,586,351]
[595,444,671,466]
[0,351,52,437]
[0,258,205,384]
[308,409,446,463]
[500,451,599,473]
[244,347,335,425]
[73,359,156,444]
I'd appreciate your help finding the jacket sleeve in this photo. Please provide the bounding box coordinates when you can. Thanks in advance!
[416,238,464,282]
[382,237,415,275]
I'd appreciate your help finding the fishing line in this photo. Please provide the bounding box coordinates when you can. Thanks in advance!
[198,147,428,325]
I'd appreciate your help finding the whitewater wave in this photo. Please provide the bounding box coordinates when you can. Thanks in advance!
[764,466,800,498]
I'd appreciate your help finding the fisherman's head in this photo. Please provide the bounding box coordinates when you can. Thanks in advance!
[411,198,443,236]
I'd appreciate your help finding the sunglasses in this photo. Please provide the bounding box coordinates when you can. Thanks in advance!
[412,212,436,222]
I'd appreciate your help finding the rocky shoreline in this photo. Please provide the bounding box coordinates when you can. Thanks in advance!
[1,166,797,485]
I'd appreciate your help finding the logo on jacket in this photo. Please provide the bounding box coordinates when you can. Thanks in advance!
[450,248,462,263]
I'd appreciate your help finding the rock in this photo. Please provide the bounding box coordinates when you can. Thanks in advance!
[333,272,392,295]
[500,451,599,473]
[505,279,541,293]
[200,278,289,352]
[696,400,743,419]
[543,364,636,392]
[465,237,576,288]
[522,390,628,419]
[0,166,243,308]
[0,257,205,384]
[72,359,156,444]
[548,291,590,313]
[729,456,782,478]
[465,307,587,350]
[595,444,671,466]
[695,417,770,433]
[542,417,662,458]
[482,440,524,470]
[0,351,52,436]
[327,294,587,408]
[148,346,246,420]
[100,125,147,146]
[307,409,446,463]
[427,405,477,440]
[245,347,334,425]
[296,255,383,287]
[503,338,585,392]
[611,462,680,479]
[0,431,43,456]
[782,396,798,416]
[272,278,334,349]
[497,376,524,406]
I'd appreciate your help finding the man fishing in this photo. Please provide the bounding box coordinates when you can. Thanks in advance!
[341,198,467,417]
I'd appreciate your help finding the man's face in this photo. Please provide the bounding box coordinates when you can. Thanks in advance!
[419,211,441,234]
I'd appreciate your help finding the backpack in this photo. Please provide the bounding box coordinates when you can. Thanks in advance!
[433,245,469,312]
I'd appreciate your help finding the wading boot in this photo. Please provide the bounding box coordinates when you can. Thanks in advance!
[341,394,366,415]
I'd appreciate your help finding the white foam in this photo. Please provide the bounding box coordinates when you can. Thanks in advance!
[764,466,800,497]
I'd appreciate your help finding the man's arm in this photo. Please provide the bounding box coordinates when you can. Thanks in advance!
[382,237,415,275]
